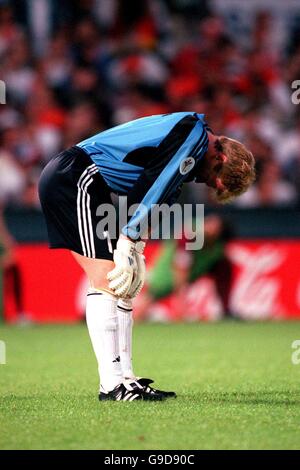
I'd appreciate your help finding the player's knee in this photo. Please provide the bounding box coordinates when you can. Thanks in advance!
[88,269,112,290]
[88,280,118,299]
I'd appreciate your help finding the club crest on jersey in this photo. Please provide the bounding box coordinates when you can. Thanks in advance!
[180,157,195,175]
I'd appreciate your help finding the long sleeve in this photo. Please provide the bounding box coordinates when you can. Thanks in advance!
[122,117,208,240]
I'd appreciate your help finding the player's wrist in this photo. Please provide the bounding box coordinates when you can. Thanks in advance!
[119,234,146,253]
[119,233,135,243]
[116,236,135,257]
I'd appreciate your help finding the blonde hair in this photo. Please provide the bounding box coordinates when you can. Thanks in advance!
[215,137,256,203]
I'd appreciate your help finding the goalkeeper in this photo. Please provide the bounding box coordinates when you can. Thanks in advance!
[38,112,255,402]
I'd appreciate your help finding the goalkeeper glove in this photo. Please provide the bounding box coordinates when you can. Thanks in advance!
[127,241,146,298]
[107,237,136,297]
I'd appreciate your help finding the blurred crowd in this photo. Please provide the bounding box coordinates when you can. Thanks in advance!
[0,0,300,209]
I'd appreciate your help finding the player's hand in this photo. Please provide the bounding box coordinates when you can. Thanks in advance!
[127,241,146,298]
[107,237,136,297]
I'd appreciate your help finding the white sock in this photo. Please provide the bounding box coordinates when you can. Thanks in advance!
[86,289,123,393]
[117,298,135,379]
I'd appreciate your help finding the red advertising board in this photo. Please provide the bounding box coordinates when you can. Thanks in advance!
[3,240,300,322]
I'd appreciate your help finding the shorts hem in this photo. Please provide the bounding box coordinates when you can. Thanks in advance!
[48,244,114,261]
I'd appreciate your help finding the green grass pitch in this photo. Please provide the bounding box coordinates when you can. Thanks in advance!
[1,321,300,450]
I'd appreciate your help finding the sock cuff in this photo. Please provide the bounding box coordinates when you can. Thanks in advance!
[117,298,133,312]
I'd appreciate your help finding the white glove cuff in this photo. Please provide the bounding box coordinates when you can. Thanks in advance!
[135,241,146,254]
[116,238,136,256]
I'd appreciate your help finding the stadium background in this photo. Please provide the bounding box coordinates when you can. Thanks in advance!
[1,0,300,322]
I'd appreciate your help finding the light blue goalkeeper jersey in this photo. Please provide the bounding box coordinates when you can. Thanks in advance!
[77,112,209,239]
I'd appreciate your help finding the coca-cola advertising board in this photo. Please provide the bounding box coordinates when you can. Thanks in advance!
[3,240,300,322]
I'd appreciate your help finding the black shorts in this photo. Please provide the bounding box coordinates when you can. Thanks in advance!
[38,146,117,260]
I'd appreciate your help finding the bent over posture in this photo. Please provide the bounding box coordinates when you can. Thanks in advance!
[39,112,255,401]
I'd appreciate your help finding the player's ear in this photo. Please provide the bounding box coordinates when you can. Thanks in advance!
[219,153,228,163]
